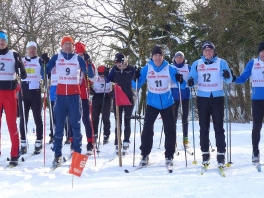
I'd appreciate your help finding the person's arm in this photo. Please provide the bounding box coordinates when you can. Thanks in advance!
[132,65,147,90]
[45,54,58,74]
[220,59,232,84]
[78,56,94,78]
[169,65,186,89]
[13,52,27,79]
[187,60,199,87]
[234,60,253,84]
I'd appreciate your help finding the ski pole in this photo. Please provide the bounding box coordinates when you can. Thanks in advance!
[178,81,187,167]
[84,63,96,166]
[209,140,215,152]
[158,124,163,149]
[0,107,2,156]
[137,93,142,137]
[18,68,28,151]
[190,88,197,164]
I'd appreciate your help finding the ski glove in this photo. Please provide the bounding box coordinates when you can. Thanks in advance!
[134,66,141,81]
[89,88,95,95]
[40,53,50,64]
[175,73,183,84]
[83,52,91,63]
[222,69,230,79]
[104,67,110,77]
[187,78,194,87]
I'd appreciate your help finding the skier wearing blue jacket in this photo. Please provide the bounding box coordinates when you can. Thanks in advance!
[133,46,186,167]
[187,41,232,167]
[232,41,264,163]
[44,36,94,166]
[170,51,191,149]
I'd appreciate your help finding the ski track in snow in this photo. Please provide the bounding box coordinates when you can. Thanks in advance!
[0,111,263,198]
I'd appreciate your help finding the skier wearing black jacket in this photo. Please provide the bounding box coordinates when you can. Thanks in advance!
[0,31,27,166]
[104,53,135,154]
[19,41,45,155]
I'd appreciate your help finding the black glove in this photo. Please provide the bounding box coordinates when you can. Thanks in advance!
[231,69,236,82]
[187,78,194,87]
[83,52,91,63]
[104,67,110,77]
[223,69,230,79]
[175,73,183,84]
[134,66,141,81]
[108,90,114,98]
[40,53,50,64]
[89,88,95,95]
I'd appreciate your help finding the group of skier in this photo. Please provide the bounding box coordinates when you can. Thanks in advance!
[0,30,263,170]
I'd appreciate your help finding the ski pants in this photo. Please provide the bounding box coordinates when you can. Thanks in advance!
[52,95,82,157]
[19,83,43,141]
[252,100,264,152]
[68,99,93,143]
[174,99,189,138]
[140,104,176,159]
[197,96,226,153]
[0,90,19,158]
[92,94,111,137]
[113,98,134,145]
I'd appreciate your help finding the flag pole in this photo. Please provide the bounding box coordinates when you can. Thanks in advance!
[116,104,122,167]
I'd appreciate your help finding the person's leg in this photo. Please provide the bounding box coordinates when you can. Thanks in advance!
[68,95,82,154]
[3,90,19,158]
[140,105,159,156]
[211,97,226,164]
[251,100,264,161]
[52,95,68,157]
[161,105,176,159]
[197,96,211,162]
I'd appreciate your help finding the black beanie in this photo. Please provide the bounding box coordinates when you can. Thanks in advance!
[152,46,164,56]
[258,42,264,53]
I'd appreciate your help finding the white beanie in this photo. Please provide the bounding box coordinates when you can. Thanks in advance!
[26,41,37,48]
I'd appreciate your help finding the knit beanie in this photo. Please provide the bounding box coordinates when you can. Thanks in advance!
[0,31,8,42]
[26,41,37,48]
[61,36,74,46]
[75,42,86,54]
[97,65,105,73]
[114,53,126,63]
[152,46,164,56]
[202,41,215,51]
[258,42,264,53]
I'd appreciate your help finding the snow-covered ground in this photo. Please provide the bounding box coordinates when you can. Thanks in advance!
[0,110,263,198]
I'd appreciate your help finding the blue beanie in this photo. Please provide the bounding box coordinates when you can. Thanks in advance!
[0,31,8,42]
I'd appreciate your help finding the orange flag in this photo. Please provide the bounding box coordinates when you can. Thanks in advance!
[115,84,132,106]
[69,152,88,177]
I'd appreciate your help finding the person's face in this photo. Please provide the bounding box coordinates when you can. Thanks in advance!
[175,56,184,64]
[78,52,84,57]
[152,54,164,67]
[259,50,264,62]
[0,38,7,49]
[116,62,126,70]
[27,46,37,57]
[203,48,214,60]
[62,42,74,53]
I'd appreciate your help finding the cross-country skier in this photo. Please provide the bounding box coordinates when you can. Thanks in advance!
[45,36,94,166]
[0,31,27,166]
[89,65,113,145]
[187,41,232,167]
[232,41,264,164]
[19,41,44,155]
[133,45,186,167]
[103,53,135,155]
[170,51,191,149]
